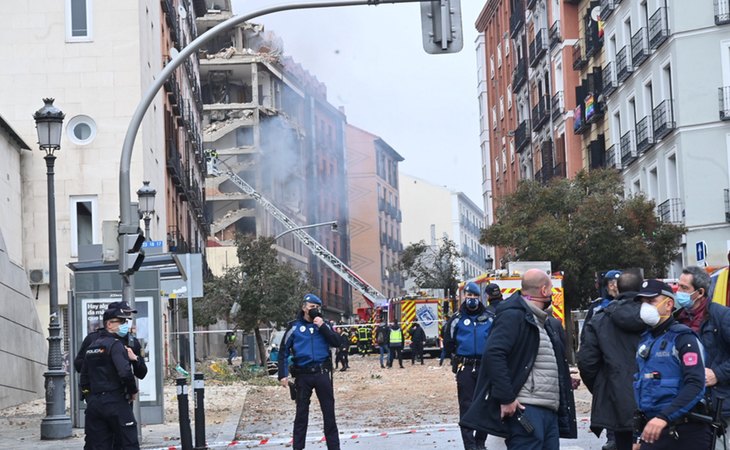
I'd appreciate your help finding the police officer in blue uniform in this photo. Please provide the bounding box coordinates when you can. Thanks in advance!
[80,304,140,450]
[278,294,342,450]
[444,282,495,450]
[633,280,712,449]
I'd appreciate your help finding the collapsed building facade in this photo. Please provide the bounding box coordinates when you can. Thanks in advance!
[198,2,352,318]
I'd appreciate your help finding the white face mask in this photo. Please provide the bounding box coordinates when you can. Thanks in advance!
[639,302,661,327]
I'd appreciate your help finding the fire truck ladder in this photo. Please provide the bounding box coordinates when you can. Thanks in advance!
[207,155,386,307]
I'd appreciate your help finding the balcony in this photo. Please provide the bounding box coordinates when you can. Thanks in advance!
[605,144,619,169]
[573,104,588,135]
[549,21,562,49]
[631,28,650,68]
[635,116,654,154]
[531,95,550,131]
[514,119,531,152]
[510,5,525,38]
[512,59,528,91]
[652,99,675,140]
[649,7,669,49]
[600,0,616,21]
[620,130,637,167]
[657,198,684,224]
[551,91,564,120]
[719,86,730,120]
[553,161,566,178]
[529,28,548,67]
[603,62,618,96]
[716,0,730,25]
[572,40,587,71]
[616,46,633,83]
[725,189,730,222]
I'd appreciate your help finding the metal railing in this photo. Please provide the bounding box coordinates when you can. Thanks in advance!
[572,40,587,71]
[725,189,730,222]
[649,7,669,49]
[552,91,564,120]
[716,0,730,25]
[652,99,675,140]
[635,116,654,153]
[529,28,548,67]
[631,28,650,68]
[605,144,619,169]
[616,46,633,83]
[532,95,550,131]
[657,198,684,224]
[600,0,616,21]
[510,3,525,38]
[603,61,618,96]
[719,86,730,120]
[549,21,562,49]
[553,162,566,178]
[620,130,637,166]
[512,59,528,90]
[515,119,531,152]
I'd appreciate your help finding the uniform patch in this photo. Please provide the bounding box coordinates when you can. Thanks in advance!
[463,319,471,326]
[683,352,699,366]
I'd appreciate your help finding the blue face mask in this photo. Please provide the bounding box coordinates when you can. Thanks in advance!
[675,291,695,309]
[116,322,130,337]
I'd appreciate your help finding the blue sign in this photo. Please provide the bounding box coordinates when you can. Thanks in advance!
[142,240,163,248]
[696,241,707,262]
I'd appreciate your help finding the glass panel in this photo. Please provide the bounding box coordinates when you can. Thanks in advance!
[71,0,88,37]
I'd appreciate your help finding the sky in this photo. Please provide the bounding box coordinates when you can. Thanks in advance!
[231,0,486,208]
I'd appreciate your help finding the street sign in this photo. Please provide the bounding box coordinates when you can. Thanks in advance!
[696,240,707,263]
[142,240,163,248]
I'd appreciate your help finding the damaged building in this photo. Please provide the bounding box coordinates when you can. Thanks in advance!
[197,1,352,318]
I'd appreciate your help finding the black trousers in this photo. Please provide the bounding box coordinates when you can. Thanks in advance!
[456,366,487,449]
[411,343,424,364]
[639,421,713,450]
[388,346,403,367]
[334,350,348,369]
[293,372,340,450]
[84,392,139,450]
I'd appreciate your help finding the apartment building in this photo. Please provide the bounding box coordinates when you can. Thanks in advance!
[0,0,207,342]
[399,174,489,282]
[601,0,730,271]
[346,125,404,311]
[198,1,351,317]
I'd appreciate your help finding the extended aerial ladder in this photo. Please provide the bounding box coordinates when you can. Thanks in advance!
[207,153,387,307]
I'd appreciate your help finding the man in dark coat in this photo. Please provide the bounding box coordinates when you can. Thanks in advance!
[460,269,577,448]
[410,322,426,365]
[577,271,644,450]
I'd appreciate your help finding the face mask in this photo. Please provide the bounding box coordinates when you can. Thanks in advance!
[308,308,322,319]
[465,298,480,311]
[639,302,661,327]
[116,322,130,337]
[675,291,695,309]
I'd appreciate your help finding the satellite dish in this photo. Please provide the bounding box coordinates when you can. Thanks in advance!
[591,6,601,22]
[178,4,188,19]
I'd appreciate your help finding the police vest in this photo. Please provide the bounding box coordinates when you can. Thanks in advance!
[84,334,128,394]
[634,323,696,418]
[453,311,494,357]
[288,320,333,367]
[389,328,403,344]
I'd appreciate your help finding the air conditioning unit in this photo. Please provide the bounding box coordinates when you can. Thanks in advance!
[28,268,49,286]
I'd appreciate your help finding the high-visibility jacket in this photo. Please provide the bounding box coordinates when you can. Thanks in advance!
[389,328,403,346]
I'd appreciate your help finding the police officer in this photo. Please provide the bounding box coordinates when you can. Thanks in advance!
[278,294,342,450]
[79,304,140,449]
[444,282,494,450]
[633,280,712,449]
[585,270,622,324]
[74,301,147,380]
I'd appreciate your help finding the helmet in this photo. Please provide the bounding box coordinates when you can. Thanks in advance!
[303,293,322,305]
[604,270,622,282]
[464,282,480,296]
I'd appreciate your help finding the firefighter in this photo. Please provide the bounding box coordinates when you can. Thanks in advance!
[357,323,371,356]
[445,281,494,450]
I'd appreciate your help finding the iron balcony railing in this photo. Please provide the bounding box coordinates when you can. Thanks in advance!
[603,61,618,96]
[510,3,525,38]
[620,130,637,166]
[549,21,562,49]
[573,40,587,71]
[552,91,564,120]
[657,198,684,224]
[515,119,531,152]
[605,144,619,169]
[616,46,633,83]
[635,116,655,154]
[649,7,670,49]
[513,59,528,91]
[725,189,730,222]
[631,28,650,68]
[716,0,730,25]
[719,86,730,120]
[529,28,548,67]
[553,162,566,178]
[652,99,675,140]
[532,95,551,131]
[600,0,616,21]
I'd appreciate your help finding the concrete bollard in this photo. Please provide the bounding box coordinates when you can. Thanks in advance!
[176,377,193,450]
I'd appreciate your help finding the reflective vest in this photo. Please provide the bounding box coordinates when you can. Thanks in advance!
[357,326,370,341]
[389,328,403,345]
[452,311,494,357]
[634,323,697,419]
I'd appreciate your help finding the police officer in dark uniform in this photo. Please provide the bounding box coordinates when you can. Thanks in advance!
[633,280,712,449]
[278,294,342,450]
[80,304,140,449]
[74,301,147,381]
[444,282,495,450]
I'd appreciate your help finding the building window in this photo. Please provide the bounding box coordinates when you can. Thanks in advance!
[497,43,503,67]
[490,56,495,79]
[502,148,507,172]
[499,97,505,119]
[66,115,97,145]
[507,88,513,109]
[492,106,497,129]
[66,0,93,41]
[70,196,98,257]
[494,157,500,178]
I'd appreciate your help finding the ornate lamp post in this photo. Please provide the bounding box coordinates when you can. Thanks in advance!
[136,181,157,241]
[485,254,494,271]
[34,98,72,439]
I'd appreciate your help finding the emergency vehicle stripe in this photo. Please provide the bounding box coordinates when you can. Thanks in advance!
[401,300,416,342]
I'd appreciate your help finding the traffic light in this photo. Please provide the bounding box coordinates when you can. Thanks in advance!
[420,0,464,54]
[119,229,145,275]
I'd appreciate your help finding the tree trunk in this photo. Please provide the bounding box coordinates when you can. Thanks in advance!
[253,326,267,366]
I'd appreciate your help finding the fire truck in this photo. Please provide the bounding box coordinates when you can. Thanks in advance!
[387,294,454,357]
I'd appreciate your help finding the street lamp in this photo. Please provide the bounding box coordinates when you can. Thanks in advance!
[274,220,338,240]
[485,255,494,271]
[137,181,157,241]
[34,98,72,439]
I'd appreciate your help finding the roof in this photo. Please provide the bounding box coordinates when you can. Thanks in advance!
[0,114,30,151]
